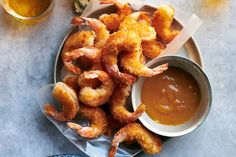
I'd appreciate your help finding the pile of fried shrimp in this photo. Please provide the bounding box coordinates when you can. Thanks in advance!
[44,0,179,156]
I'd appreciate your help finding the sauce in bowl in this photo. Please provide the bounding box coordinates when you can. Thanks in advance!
[141,66,200,125]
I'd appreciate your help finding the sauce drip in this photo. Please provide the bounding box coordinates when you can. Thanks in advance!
[141,66,200,125]
[6,0,52,17]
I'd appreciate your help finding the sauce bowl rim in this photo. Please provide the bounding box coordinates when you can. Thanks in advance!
[131,55,212,137]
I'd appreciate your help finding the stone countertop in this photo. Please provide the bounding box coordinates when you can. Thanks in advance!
[0,0,235,157]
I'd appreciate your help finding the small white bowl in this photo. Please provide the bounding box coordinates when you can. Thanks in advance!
[131,56,212,137]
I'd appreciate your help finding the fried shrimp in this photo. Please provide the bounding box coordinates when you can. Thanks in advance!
[63,75,80,94]
[62,31,95,52]
[119,12,164,59]
[102,30,138,84]
[99,0,132,32]
[103,30,168,80]
[152,5,179,43]
[72,17,109,49]
[44,82,79,121]
[119,12,156,41]
[62,46,101,74]
[110,83,145,123]
[120,51,168,77]
[78,70,114,107]
[142,40,165,59]
[109,123,162,157]
[67,106,108,138]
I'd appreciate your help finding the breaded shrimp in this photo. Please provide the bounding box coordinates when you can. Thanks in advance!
[110,83,145,123]
[152,5,179,43]
[119,12,164,59]
[142,40,165,59]
[109,123,162,157]
[62,46,101,74]
[67,106,108,138]
[102,30,138,84]
[120,51,168,77]
[103,30,168,80]
[44,82,79,121]
[78,70,114,107]
[62,31,95,52]
[72,17,110,49]
[99,0,132,32]
[119,12,156,41]
[62,30,99,74]
[63,75,80,94]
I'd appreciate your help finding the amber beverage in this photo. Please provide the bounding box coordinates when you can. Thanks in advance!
[0,0,55,24]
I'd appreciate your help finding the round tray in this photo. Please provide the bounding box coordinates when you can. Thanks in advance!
[52,2,204,157]
[54,4,203,83]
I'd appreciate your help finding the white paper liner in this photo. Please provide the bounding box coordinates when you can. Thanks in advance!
[36,0,202,156]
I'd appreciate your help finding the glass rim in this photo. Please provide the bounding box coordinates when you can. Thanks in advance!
[0,0,55,20]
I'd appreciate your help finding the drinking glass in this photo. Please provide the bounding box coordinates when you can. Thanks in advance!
[0,0,55,24]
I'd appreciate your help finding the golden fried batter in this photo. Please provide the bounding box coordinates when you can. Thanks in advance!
[72,17,110,49]
[67,106,108,138]
[44,82,79,121]
[62,46,101,74]
[102,30,168,84]
[142,40,165,59]
[110,83,145,123]
[78,70,114,107]
[63,75,80,94]
[109,123,162,157]
[99,0,132,32]
[119,12,156,42]
[62,31,95,52]
[152,5,179,43]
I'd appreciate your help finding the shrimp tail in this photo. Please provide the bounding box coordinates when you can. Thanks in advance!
[67,122,96,138]
[109,131,126,157]
[63,46,101,74]
[44,104,57,117]
[44,104,71,122]
[67,106,108,138]
[67,122,82,131]
[100,0,124,8]
[71,17,94,28]
[113,103,146,123]
[105,64,136,85]
[71,17,105,32]
[130,103,146,120]
[151,63,169,76]
[71,17,85,25]
[111,83,146,123]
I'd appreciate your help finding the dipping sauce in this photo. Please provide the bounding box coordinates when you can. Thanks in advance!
[141,66,200,125]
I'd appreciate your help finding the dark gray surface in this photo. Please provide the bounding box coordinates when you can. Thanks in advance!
[0,0,235,157]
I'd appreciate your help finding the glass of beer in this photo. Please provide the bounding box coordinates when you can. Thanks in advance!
[0,0,55,24]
